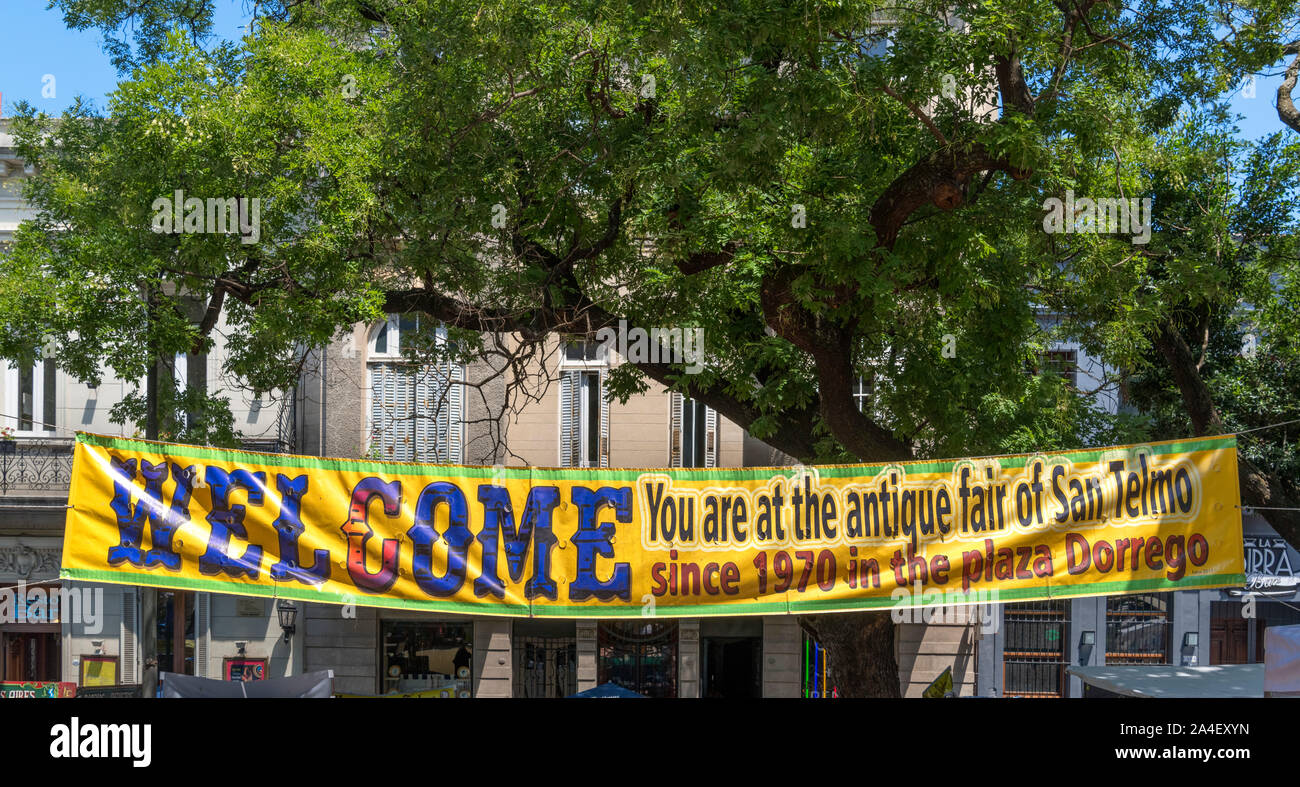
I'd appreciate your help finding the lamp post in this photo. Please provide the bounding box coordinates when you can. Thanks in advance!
[277,600,298,644]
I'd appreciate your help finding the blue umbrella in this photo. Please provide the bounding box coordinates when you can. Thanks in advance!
[568,682,646,698]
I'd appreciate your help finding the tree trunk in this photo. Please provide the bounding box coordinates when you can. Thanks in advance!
[800,611,901,697]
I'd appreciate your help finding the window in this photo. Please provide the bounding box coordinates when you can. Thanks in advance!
[1002,600,1069,697]
[671,393,716,467]
[367,315,465,463]
[381,621,473,697]
[1106,593,1172,664]
[853,376,873,413]
[560,370,607,467]
[563,339,602,364]
[4,359,56,434]
[559,338,608,468]
[1031,349,1078,389]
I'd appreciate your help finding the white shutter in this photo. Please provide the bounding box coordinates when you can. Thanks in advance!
[370,363,402,460]
[396,364,414,460]
[705,405,718,468]
[670,392,683,467]
[446,361,464,464]
[415,363,434,462]
[599,369,610,468]
[559,370,580,467]
[120,587,139,685]
[195,593,211,678]
[370,324,464,465]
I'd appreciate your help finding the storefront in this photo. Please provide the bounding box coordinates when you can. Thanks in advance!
[976,512,1299,697]
[0,538,63,685]
[303,605,814,697]
[1207,513,1300,665]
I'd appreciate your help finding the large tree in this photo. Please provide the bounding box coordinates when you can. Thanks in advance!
[7,0,1299,695]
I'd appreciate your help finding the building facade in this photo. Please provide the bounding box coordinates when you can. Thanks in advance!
[1,118,301,690]
[6,115,1289,698]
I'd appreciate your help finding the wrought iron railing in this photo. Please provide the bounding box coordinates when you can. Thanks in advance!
[0,437,75,496]
[239,388,298,455]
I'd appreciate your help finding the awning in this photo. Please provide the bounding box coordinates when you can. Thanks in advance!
[568,682,646,698]
[1066,664,1264,698]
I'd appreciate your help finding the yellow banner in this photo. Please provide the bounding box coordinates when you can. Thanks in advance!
[61,434,1245,617]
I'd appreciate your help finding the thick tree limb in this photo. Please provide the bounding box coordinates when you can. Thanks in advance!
[1153,318,1300,548]
[1277,50,1300,134]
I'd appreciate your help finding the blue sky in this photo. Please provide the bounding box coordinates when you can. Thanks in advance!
[0,0,1294,142]
[0,0,251,118]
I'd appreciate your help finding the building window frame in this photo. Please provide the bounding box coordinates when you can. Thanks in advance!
[1105,592,1173,665]
[3,358,57,435]
[559,369,607,468]
[1001,600,1070,698]
[670,392,716,468]
[558,337,609,468]
[365,315,465,463]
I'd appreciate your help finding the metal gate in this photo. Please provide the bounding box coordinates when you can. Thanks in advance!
[512,637,577,698]
[1003,600,1069,697]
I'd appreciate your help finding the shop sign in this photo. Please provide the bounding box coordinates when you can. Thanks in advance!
[0,681,76,698]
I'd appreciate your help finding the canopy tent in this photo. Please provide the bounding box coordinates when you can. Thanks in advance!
[1067,665,1264,698]
[1265,625,1300,696]
[160,670,334,698]
[568,682,646,698]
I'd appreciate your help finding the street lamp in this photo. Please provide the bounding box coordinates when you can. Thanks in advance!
[277,600,297,644]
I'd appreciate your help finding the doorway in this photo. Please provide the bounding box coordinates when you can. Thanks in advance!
[157,590,196,675]
[701,617,763,698]
[702,637,761,698]
[1,631,61,682]
[513,620,576,698]
[597,621,678,698]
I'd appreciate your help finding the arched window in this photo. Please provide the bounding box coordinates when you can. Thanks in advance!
[366,315,464,463]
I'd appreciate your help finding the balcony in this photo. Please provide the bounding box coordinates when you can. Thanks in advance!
[0,437,75,498]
